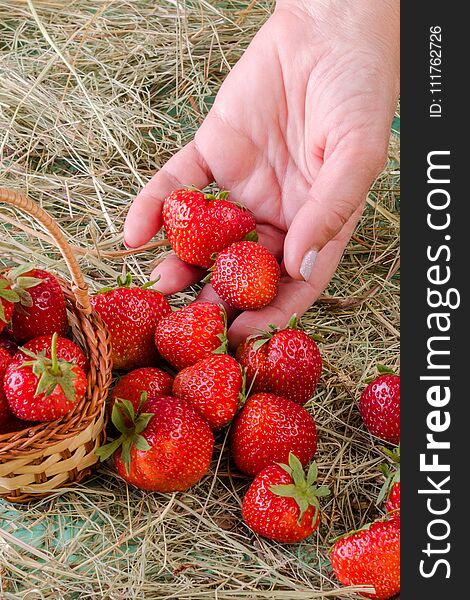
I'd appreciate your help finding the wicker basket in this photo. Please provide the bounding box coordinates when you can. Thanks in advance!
[0,188,113,502]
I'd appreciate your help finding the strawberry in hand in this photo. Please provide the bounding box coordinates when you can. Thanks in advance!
[242,453,330,543]
[162,188,257,269]
[4,332,87,422]
[209,241,280,310]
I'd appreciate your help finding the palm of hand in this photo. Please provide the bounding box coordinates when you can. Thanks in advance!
[195,8,395,259]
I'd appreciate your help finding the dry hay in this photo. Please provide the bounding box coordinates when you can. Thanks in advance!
[0,1,400,598]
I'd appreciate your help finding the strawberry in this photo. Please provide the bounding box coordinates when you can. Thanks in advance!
[3,266,68,342]
[360,367,400,444]
[236,315,322,404]
[173,354,242,429]
[242,453,330,543]
[330,519,400,600]
[230,393,317,477]
[97,395,214,492]
[162,188,257,268]
[377,445,400,523]
[15,334,89,372]
[0,273,19,334]
[155,302,227,371]
[90,274,171,370]
[4,333,87,422]
[0,332,19,356]
[0,346,13,424]
[210,241,280,310]
[109,367,173,416]
[386,482,400,515]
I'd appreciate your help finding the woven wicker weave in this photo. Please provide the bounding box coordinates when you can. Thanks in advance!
[0,188,113,502]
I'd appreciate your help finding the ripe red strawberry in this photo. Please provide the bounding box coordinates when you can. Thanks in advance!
[210,241,280,310]
[0,332,19,356]
[90,274,171,370]
[15,334,89,372]
[109,367,173,416]
[97,395,214,492]
[242,454,330,543]
[377,445,400,523]
[386,482,400,515]
[230,393,317,477]
[173,354,242,429]
[162,188,257,268]
[0,346,13,424]
[331,519,400,600]
[4,333,87,422]
[359,368,400,444]
[0,273,19,334]
[4,266,68,342]
[155,302,227,371]
[236,316,322,405]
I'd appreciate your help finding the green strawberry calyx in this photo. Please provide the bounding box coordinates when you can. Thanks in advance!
[237,366,248,408]
[19,332,79,402]
[247,315,324,351]
[3,264,43,310]
[364,364,398,384]
[329,512,399,549]
[270,453,330,525]
[243,230,258,243]
[0,277,21,323]
[97,273,161,294]
[96,393,154,475]
[377,443,400,505]
[212,305,229,355]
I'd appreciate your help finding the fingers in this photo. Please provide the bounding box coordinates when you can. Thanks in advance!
[150,254,204,296]
[123,141,213,248]
[283,135,387,281]
[229,205,363,349]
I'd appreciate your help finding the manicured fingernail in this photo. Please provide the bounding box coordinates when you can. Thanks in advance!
[300,249,318,281]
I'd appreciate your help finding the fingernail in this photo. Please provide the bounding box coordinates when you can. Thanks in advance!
[300,249,318,281]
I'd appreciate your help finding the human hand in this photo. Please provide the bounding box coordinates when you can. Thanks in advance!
[124,0,399,347]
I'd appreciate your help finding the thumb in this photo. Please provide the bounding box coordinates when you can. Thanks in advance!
[284,141,386,281]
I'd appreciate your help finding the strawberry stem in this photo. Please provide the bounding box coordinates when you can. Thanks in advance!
[96,397,154,475]
[49,332,60,376]
[271,453,330,525]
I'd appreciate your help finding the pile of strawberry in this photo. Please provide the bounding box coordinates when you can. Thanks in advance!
[0,266,89,431]
[0,188,401,600]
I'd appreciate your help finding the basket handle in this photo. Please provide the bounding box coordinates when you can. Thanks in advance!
[0,187,92,315]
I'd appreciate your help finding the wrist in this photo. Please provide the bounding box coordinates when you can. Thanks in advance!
[276,0,399,67]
